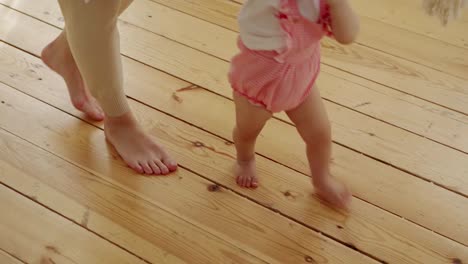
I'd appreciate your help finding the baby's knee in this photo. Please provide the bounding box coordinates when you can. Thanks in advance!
[303,122,331,145]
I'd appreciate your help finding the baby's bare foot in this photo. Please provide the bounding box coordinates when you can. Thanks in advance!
[235,159,258,188]
[105,112,177,175]
[314,176,351,210]
[41,32,104,121]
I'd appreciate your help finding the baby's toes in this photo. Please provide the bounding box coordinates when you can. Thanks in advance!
[247,177,258,189]
[236,175,244,187]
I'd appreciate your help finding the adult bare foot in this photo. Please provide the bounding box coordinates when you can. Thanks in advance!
[41,32,104,121]
[105,112,178,175]
[235,159,259,188]
[314,176,351,210]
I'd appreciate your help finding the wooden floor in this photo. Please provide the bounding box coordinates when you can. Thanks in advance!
[0,0,467,263]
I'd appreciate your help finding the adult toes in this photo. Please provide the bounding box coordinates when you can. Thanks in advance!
[155,159,170,175]
[139,162,153,175]
[149,161,162,175]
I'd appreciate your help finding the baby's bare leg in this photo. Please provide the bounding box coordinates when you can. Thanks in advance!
[286,87,351,209]
[233,93,272,188]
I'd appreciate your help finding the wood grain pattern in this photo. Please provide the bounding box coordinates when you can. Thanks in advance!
[0,1,467,263]
[146,0,468,108]
[0,129,265,264]
[0,45,466,263]
[2,2,466,197]
[153,0,468,158]
[133,1,468,118]
[230,0,468,51]
[0,250,22,264]
[0,185,148,264]
[0,82,377,264]
[4,0,468,113]
[352,0,468,49]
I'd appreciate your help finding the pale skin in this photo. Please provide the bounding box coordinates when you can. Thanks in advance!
[41,1,177,175]
[233,0,359,209]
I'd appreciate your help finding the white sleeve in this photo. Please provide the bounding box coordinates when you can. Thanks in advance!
[238,0,286,50]
[298,0,320,23]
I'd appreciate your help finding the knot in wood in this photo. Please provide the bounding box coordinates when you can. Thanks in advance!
[193,141,204,147]
[207,184,220,192]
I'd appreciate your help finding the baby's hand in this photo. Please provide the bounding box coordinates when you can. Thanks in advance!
[326,0,360,44]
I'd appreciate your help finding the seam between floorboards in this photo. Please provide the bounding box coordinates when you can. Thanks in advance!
[357,14,468,51]
[1,4,467,242]
[144,0,468,82]
[8,30,465,163]
[3,4,468,150]
[0,248,26,264]
[0,181,153,264]
[1,75,466,250]
[115,41,468,158]
[2,2,467,117]
[148,0,239,32]
[122,3,468,97]
[3,27,468,205]
[224,0,468,51]
[2,33,468,231]
[128,88,468,200]
[0,122,383,264]
[0,128,269,264]
[322,62,468,116]
[131,19,468,119]
[355,42,468,81]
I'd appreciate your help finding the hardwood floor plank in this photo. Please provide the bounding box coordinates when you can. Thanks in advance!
[121,1,468,116]
[0,83,376,264]
[0,249,23,264]
[2,3,466,196]
[117,7,468,194]
[352,0,468,49]
[0,2,463,263]
[123,0,468,138]
[0,184,148,264]
[319,64,468,154]
[0,48,466,263]
[4,0,468,114]
[2,10,468,245]
[137,1,468,157]
[0,129,267,264]
[355,16,468,81]
[144,0,468,104]
[230,0,468,50]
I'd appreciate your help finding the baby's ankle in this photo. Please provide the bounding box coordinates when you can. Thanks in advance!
[312,174,332,188]
[237,155,256,165]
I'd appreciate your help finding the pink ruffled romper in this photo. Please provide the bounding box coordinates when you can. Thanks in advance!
[229,0,332,113]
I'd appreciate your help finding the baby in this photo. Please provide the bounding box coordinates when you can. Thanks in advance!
[229,0,359,209]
